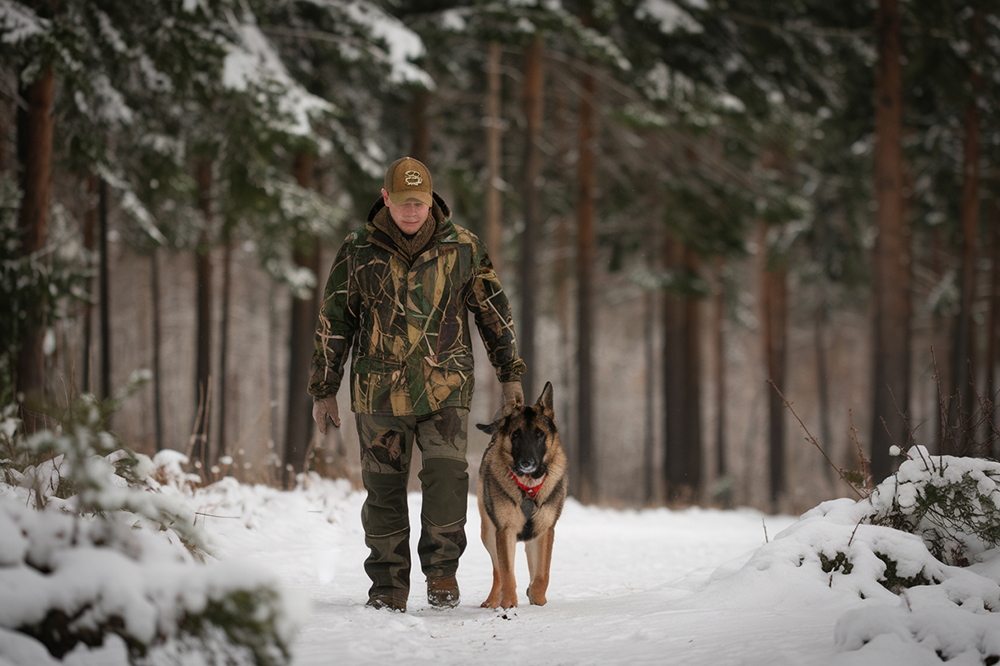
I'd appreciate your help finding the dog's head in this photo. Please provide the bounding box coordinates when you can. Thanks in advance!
[477,382,557,479]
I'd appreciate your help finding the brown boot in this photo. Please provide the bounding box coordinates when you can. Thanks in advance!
[426,575,460,609]
[366,590,407,612]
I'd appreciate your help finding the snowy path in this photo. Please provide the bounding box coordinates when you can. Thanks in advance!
[58,478,877,666]
[53,457,1000,666]
[199,483,847,666]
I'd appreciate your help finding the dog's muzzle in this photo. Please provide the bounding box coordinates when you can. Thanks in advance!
[513,460,540,476]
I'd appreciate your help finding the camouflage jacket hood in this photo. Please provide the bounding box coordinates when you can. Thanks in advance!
[309,192,526,416]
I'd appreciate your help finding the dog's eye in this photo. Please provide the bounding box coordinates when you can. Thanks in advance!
[511,430,522,444]
[534,428,545,444]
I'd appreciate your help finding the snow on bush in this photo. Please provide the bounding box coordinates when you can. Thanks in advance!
[868,447,1000,567]
[0,384,304,666]
[828,449,1000,663]
[707,447,1000,663]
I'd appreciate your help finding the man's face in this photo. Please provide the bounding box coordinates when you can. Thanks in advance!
[382,188,430,235]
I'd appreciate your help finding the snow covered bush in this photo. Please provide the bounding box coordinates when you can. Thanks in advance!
[692,446,1000,663]
[0,382,303,665]
[867,447,1000,567]
[830,449,1000,662]
[799,448,1000,663]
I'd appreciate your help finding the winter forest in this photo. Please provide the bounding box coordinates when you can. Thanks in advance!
[4,0,1000,511]
[5,1,1000,664]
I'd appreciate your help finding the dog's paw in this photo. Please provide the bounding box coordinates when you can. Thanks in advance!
[526,587,547,606]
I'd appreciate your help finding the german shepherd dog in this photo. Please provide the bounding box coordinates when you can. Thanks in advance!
[476,382,568,609]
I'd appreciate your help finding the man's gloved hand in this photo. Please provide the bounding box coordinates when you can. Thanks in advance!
[501,381,524,416]
[312,396,341,434]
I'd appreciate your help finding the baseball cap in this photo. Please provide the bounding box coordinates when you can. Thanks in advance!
[383,156,433,207]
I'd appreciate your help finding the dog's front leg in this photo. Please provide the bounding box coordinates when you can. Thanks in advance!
[525,527,554,605]
[480,499,503,608]
[496,526,519,609]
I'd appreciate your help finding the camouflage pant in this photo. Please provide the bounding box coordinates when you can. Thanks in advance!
[356,407,469,600]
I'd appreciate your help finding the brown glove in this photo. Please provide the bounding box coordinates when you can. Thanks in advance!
[501,381,524,415]
[312,396,341,434]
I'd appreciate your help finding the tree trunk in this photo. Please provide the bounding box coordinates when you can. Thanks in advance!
[870,0,911,481]
[928,226,953,453]
[192,158,214,476]
[551,83,574,494]
[284,153,320,488]
[714,257,727,480]
[662,237,702,502]
[663,236,685,500]
[0,92,7,171]
[682,247,703,498]
[410,87,430,163]
[97,178,110,401]
[575,53,597,503]
[761,243,788,510]
[814,289,834,483]
[151,246,164,452]
[519,34,545,400]
[15,64,54,430]
[486,41,504,275]
[644,250,658,503]
[949,8,983,455]
[217,224,233,470]
[986,194,1000,458]
[481,40,506,418]
[83,174,97,394]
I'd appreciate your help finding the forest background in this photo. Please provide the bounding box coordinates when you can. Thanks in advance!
[3,0,999,515]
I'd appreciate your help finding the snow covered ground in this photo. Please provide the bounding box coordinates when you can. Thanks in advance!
[37,462,996,666]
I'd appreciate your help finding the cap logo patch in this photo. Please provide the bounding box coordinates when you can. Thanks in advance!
[404,170,423,187]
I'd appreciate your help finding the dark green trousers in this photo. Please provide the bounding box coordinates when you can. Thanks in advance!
[356,407,469,600]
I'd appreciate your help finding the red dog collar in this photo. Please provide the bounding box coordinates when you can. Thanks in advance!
[510,471,546,500]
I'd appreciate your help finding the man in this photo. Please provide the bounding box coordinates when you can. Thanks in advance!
[309,156,526,612]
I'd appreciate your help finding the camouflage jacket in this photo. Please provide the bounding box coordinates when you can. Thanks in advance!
[309,193,526,417]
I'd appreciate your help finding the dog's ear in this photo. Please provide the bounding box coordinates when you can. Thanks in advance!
[476,422,497,434]
[536,381,554,414]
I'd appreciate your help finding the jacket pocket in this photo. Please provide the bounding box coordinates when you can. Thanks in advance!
[420,354,475,412]
[352,356,406,414]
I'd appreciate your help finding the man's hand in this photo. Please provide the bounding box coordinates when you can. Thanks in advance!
[312,396,341,434]
[501,381,524,415]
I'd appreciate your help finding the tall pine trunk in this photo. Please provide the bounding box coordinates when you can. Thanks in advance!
[761,236,788,510]
[682,247,703,498]
[97,178,110,400]
[192,158,214,476]
[870,0,911,481]
[410,87,430,162]
[483,41,505,416]
[713,257,727,480]
[486,41,504,275]
[986,194,1000,458]
[284,153,320,488]
[15,64,54,430]
[551,85,574,493]
[151,246,164,451]
[575,53,597,503]
[814,288,834,483]
[949,7,983,454]
[813,215,835,483]
[519,34,544,400]
[82,174,97,394]
[644,248,659,503]
[663,237,702,502]
[217,223,233,469]
[663,236,685,500]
